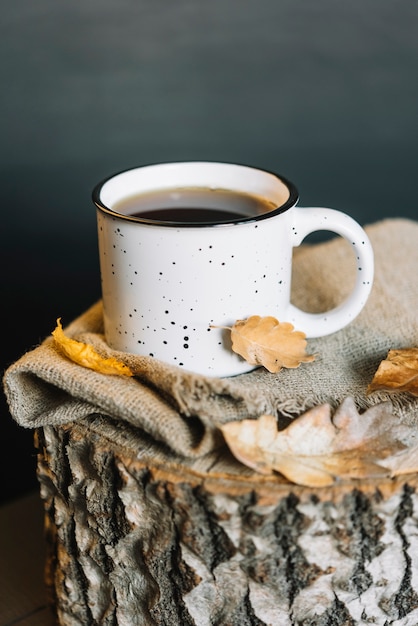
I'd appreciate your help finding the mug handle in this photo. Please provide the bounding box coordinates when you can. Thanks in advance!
[287,207,374,337]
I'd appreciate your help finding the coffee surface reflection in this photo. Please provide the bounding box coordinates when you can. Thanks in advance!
[114,187,276,223]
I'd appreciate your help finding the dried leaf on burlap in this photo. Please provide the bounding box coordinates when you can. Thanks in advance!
[52,318,134,377]
[368,348,418,396]
[221,397,418,487]
[227,315,315,373]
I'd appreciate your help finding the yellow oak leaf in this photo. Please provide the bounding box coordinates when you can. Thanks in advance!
[368,348,418,396]
[220,397,414,487]
[52,318,133,377]
[229,315,315,373]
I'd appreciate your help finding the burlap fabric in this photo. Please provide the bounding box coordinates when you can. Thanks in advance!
[3,218,418,464]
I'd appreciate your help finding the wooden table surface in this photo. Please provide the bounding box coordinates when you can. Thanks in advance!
[0,491,55,625]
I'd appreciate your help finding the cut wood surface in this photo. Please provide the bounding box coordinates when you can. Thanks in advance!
[36,422,418,626]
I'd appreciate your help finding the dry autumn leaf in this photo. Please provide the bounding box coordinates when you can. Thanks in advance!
[227,315,315,373]
[52,318,133,377]
[368,348,418,396]
[220,397,418,487]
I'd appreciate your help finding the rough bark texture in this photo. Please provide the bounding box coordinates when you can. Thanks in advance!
[35,423,418,626]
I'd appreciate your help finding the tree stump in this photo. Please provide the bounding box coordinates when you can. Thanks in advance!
[35,419,418,626]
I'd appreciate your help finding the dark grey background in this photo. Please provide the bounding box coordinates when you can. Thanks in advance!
[1,0,417,503]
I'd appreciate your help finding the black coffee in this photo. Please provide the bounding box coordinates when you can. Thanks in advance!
[114,187,276,224]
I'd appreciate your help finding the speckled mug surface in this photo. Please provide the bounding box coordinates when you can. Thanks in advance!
[93,162,374,377]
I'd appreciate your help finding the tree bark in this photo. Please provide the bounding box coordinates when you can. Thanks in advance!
[35,422,418,626]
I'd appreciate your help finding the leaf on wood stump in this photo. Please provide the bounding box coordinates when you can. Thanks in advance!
[52,318,134,377]
[226,315,315,373]
[220,397,418,487]
[368,348,418,396]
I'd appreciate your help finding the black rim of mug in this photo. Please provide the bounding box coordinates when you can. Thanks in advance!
[92,161,300,227]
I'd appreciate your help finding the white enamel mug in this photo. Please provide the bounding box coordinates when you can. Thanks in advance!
[93,162,374,377]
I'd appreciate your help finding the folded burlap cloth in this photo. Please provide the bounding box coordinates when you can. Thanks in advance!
[3,218,418,469]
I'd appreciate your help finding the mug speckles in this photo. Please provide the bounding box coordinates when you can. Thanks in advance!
[93,162,374,377]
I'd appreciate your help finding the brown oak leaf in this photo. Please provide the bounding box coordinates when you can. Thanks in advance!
[220,397,416,487]
[228,315,315,373]
[368,348,418,396]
